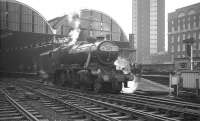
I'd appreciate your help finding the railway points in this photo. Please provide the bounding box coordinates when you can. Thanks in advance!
[1,78,199,121]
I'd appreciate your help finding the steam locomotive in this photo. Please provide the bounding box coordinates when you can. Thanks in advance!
[0,30,133,93]
[39,36,133,93]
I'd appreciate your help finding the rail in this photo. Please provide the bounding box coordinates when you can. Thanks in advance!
[13,78,200,121]
[0,89,40,121]
[21,83,181,121]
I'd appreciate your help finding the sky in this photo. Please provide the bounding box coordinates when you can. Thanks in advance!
[17,0,200,50]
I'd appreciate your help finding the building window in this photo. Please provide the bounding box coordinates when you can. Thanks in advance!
[193,32,196,39]
[178,25,180,31]
[183,23,185,30]
[182,33,185,40]
[199,15,200,25]
[194,21,196,28]
[199,32,200,39]
[89,30,93,36]
[199,43,200,50]
[177,44,180,52]
[193,43,197,50]
[177,35,180,42]
[178,19,180,24]
[188,22,190,30]
[177,19,180,31]
[171,27,175,32]
[171,45,174,53]
[171,20,174,24]
[182,44,185,51]
[171,36,174,43]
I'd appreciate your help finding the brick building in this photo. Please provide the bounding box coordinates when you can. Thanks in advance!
[168,3,200,70]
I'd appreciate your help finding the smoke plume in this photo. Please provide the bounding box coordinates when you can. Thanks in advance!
[67,11,81,46]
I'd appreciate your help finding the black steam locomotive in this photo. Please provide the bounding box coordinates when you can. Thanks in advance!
[0,29,133,93]
[39,37,132,93]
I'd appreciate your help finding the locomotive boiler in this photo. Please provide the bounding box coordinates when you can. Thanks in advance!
[41,37,131,93]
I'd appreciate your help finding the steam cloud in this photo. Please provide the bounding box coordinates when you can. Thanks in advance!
[67,12,81,46]
[114,56,138,93]
[40,11,81,56]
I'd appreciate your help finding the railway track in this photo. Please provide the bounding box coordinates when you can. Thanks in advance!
[43,87,200,121]
[125,93,200,110]
[0,88,47,121]
[2,84,116,121]
[5,78,200,121]
[100,94,200,120]
[37,90,125,121]
[22,86,178,121]
[13,85,130,121]
[16,81,189,121]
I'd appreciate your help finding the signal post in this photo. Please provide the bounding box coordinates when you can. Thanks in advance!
[183,38,194,71]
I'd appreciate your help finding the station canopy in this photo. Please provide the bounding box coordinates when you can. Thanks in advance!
[49,9,128,42]
[0,0,53,34]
